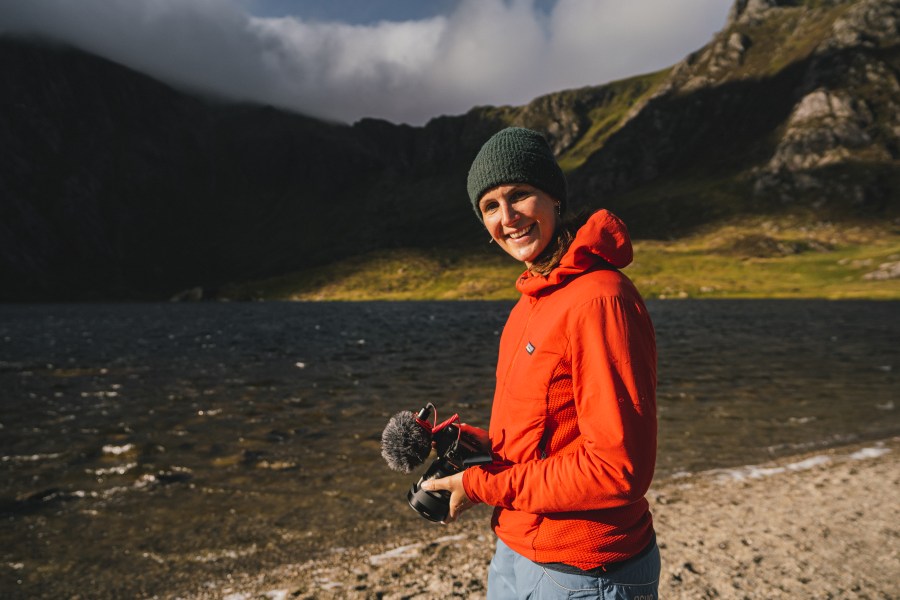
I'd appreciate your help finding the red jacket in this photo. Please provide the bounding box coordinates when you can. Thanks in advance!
[462,209,657,569]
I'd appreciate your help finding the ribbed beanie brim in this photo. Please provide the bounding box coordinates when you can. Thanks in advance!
[466,127,567,220]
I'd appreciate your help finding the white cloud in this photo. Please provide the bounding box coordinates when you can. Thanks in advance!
[543,0,732,88]
[0,0,732,124]
[248,15,447,121]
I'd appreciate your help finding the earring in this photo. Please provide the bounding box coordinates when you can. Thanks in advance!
[555,202,561,216]
[488,237,494,244]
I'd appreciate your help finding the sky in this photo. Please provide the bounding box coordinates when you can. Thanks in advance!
[0,0,734,125]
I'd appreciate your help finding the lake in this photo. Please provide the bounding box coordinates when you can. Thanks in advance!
[1,300,897,598]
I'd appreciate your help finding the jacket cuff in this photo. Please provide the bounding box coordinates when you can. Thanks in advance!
[462,467,486,504]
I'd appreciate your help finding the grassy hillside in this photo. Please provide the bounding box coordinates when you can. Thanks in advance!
[556,69,672,173]
[217,219,900,301]
[629,217,900,300]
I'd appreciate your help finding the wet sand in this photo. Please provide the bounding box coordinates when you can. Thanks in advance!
[195,438,900,600]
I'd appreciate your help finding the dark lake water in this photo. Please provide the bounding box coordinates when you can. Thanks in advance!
[1,300,898,598]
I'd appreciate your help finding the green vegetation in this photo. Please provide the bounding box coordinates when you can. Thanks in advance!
[738,8,844,77]
[628,218,900,300]
[218,219,900,301]
[706,1,855,81]
[217,248,524,301]
[557,69,671,173]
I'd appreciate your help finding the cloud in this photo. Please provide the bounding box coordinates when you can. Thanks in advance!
[0,0,732,125]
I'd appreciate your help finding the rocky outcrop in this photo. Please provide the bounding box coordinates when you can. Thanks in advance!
[566,0,899,227]
[511,92,588,155]
[825,0,900,50]
[863,261,900,280]
[754,87,890,197]
[728,0,780,25]
[674,31,753,92]
[751,0,900,200]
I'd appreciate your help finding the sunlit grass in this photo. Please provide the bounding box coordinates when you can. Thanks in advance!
[218,218,900,301]
[218,249,523,301]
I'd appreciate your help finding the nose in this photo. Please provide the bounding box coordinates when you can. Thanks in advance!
[499,201,519,227]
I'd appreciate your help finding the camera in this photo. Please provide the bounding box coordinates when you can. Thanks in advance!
[381,404,492,522]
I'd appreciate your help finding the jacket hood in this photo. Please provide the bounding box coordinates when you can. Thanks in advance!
[516,209,633,296]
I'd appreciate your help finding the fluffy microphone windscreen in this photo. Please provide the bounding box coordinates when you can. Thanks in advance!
[381,410,432,473]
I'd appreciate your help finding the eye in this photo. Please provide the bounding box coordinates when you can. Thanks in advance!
[481,200,499,215]
[509,190,530,203]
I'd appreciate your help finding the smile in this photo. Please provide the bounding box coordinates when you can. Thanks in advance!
[507,224,535,240]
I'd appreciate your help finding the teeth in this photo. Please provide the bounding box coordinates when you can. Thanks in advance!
[508,224,534,240]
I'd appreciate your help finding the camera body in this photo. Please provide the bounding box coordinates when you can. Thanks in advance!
[407,413,492,522]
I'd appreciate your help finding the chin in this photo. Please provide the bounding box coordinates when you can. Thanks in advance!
[517,244,546,264]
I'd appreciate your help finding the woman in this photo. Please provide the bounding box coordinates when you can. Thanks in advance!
[423,127,659,599]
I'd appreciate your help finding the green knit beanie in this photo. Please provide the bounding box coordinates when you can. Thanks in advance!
[466,127,567,220]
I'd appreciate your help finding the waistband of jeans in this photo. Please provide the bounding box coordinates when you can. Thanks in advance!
[538,533,657,577]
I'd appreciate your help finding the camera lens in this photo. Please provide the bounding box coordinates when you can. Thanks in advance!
[407,478,449,522]
[406,457,459,522]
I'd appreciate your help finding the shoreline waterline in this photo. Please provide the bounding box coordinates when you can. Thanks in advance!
[180,437,900,600]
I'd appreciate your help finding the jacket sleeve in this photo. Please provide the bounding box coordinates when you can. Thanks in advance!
[463,295,657,513]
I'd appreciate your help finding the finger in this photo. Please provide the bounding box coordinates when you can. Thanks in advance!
[448,499,466,521]
[421,479,443,492]
[443,506,458,524]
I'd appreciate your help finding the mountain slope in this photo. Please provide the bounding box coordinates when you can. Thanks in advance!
[0,38,504,299]
[1,0,897,300]
[562,0,900,234]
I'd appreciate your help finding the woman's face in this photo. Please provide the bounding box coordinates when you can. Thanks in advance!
[479,183,559,267]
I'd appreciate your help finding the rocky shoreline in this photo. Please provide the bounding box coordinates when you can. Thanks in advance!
[189,438,899,600]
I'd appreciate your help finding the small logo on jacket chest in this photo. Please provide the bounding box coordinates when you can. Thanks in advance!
[525,342,535,355]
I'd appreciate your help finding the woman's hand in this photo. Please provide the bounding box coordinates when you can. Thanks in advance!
[420,472,475,523]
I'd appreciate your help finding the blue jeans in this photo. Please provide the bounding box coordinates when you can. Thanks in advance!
[486,538,660,600]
